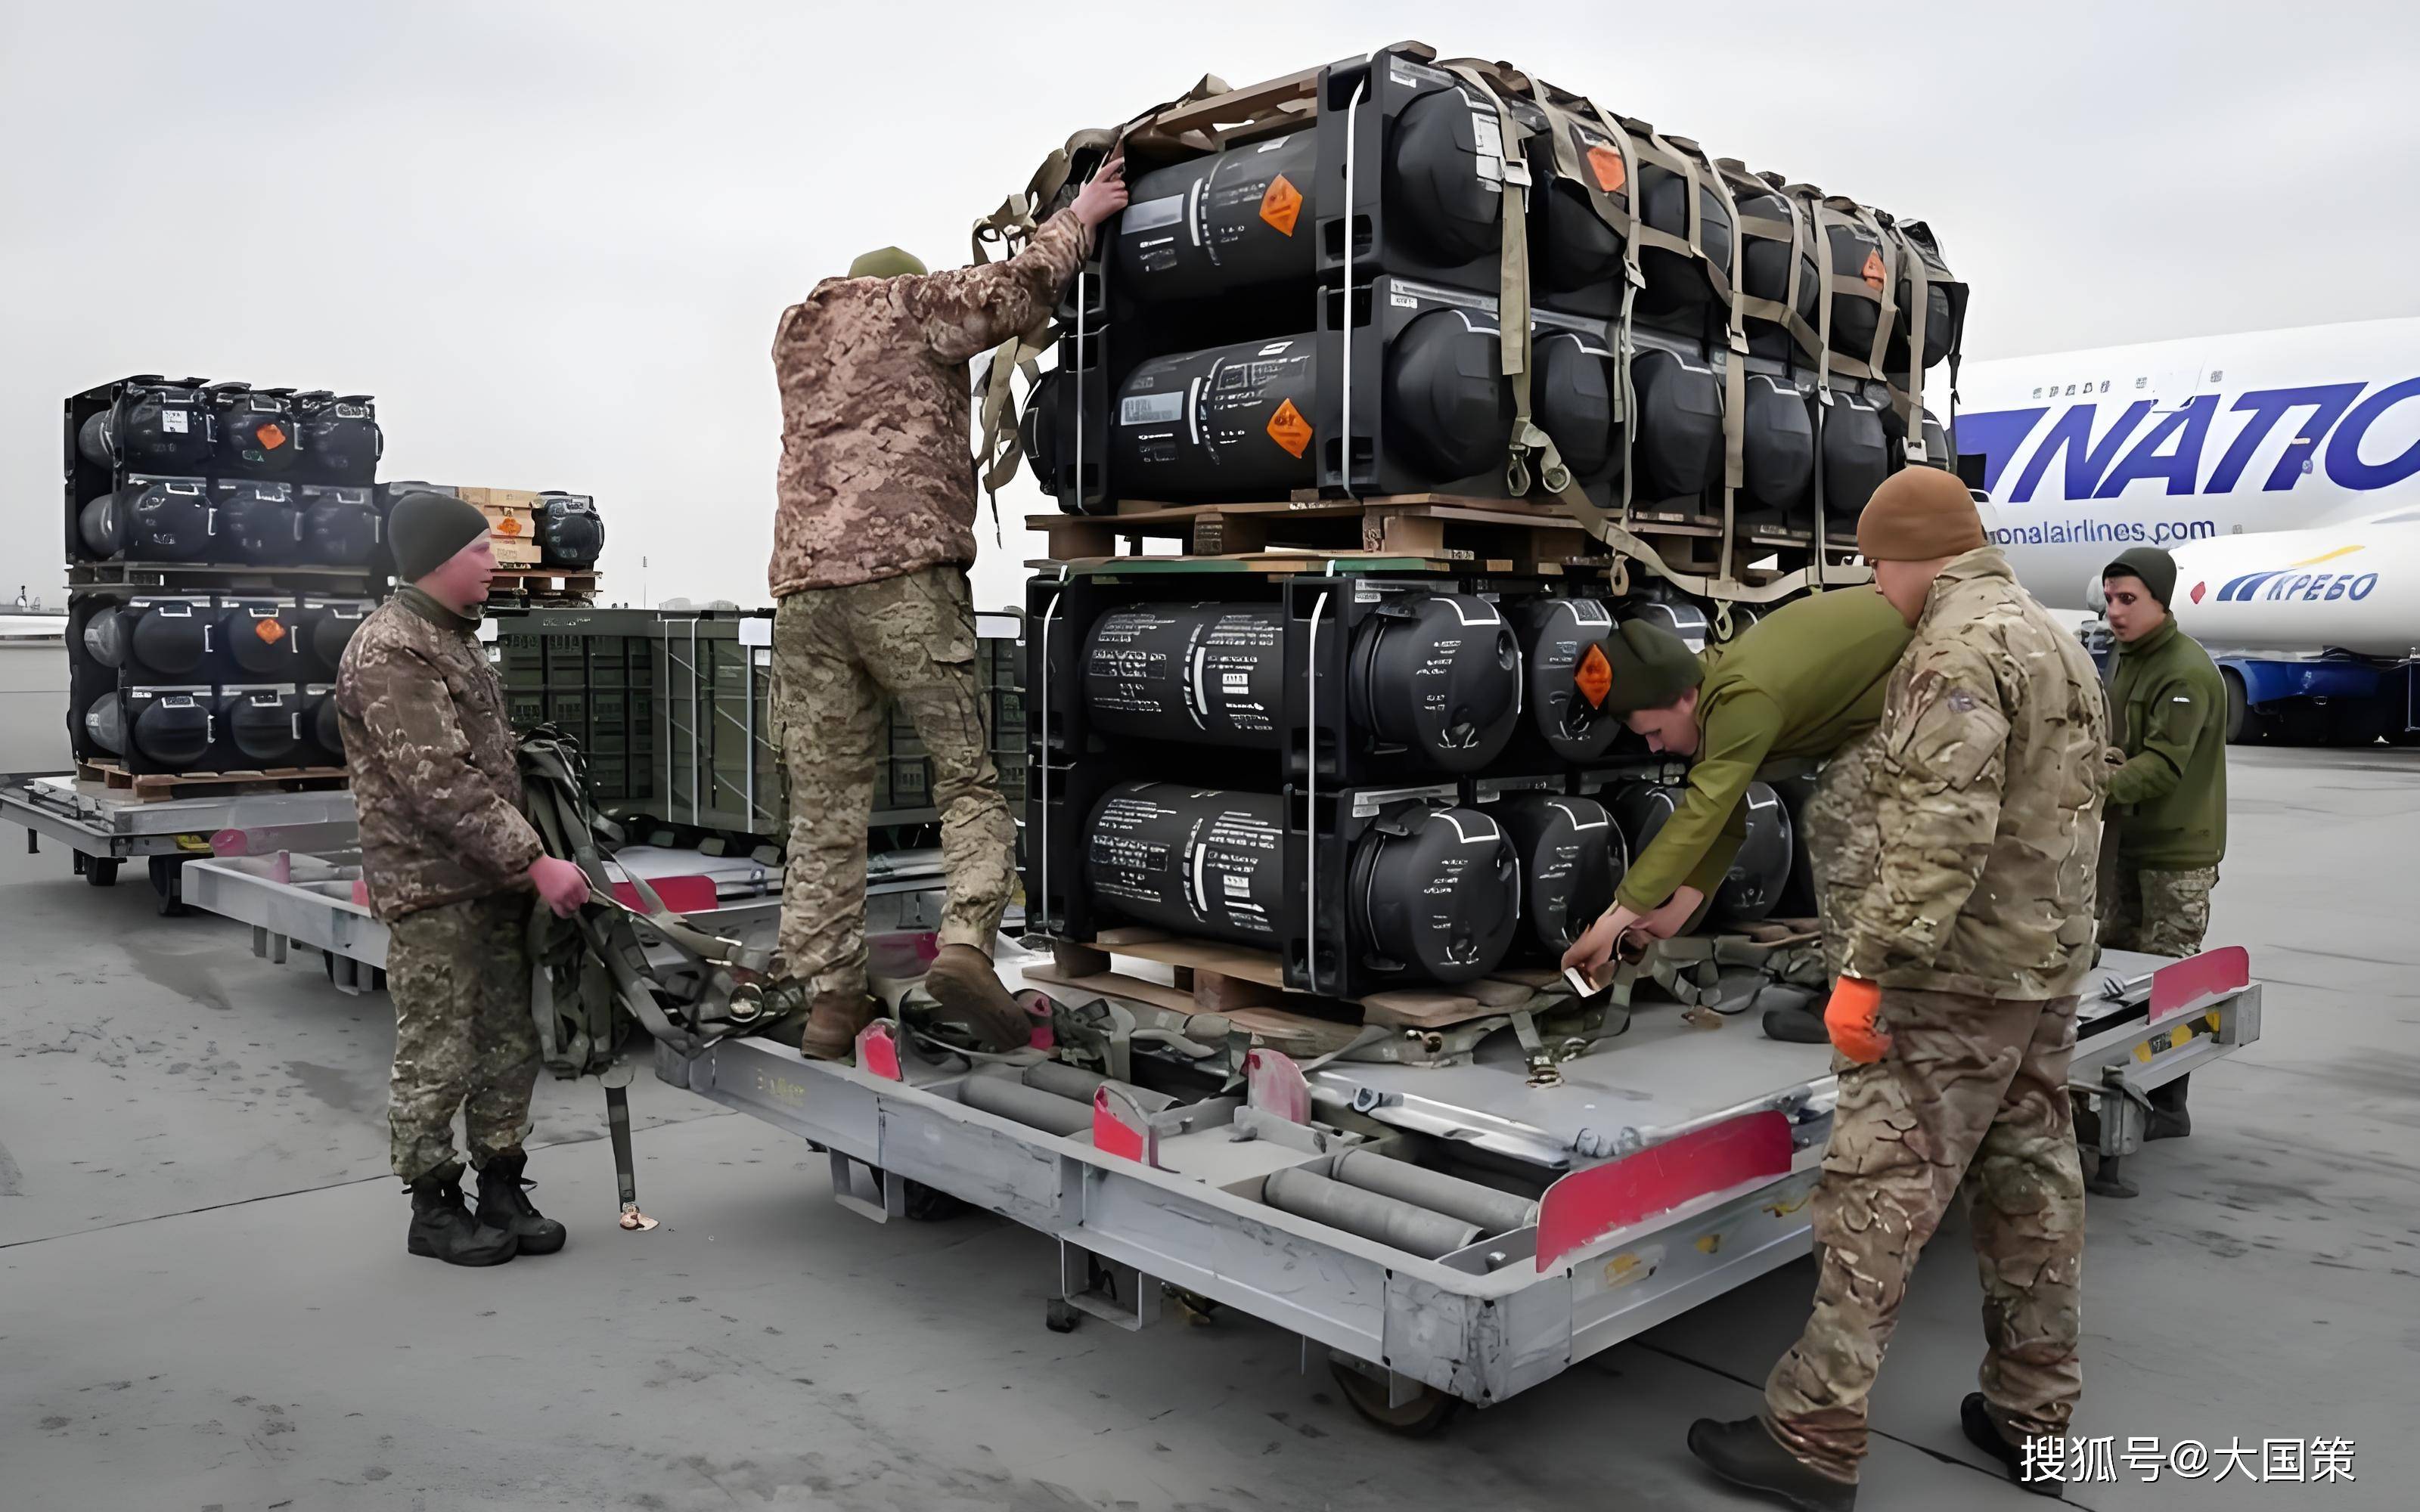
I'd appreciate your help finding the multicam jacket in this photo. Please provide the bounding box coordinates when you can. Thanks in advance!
[1841,548,2111,999]
[335,587,541,922]
[768,209,1091,597]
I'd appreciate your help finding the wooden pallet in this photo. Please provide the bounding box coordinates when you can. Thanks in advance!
[76,761,349,803]
[1030,494,1606,577]
[1029,927,1562,1036]
[488,569,599,596]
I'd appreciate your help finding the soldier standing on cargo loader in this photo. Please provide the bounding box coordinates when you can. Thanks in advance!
[337,491,593,1266]
[766,154,1129,1061]
[1557,590,1913,1042]
[1686,468,2108,1508]
[2097,544,2226,1142]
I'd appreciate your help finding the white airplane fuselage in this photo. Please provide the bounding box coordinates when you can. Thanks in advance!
[1953,318,2420,643]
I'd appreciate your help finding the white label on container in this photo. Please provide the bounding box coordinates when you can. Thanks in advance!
[161,411,188,433]
[1124,194,1184,234]
[1120,392,1184,426]
[1223,872,1250,895]
[1257,341,1294,356]
[1472,114,1503,160]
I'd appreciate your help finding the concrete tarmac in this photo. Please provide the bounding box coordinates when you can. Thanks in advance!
[2,745,2412,1510]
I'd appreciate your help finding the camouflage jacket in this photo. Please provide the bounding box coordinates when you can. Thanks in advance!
[1840,548,2110,999]
[335,588,542,922]
[768,209,1091,596]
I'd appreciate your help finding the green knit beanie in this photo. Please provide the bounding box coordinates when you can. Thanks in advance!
[388,491,492,582]
[849,246,928,279]
[1602,619,1706,714]
[2104,545,2178,607]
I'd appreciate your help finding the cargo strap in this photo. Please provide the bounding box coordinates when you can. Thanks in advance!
[1716,158,1824,369]
[519,730,777,1080]
[1441,64,1576,511]
[1661,130,1751,581]
[966,74,1236,514]
[1524,85,1647,520]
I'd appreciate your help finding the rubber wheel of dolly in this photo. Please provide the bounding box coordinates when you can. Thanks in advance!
[1044,1299,1080,1334]
[901,1179,967,1222]
[1327,1359,1463,1437]
[82,856,119,887]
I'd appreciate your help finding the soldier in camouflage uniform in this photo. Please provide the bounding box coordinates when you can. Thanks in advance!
[1688,467,2107,1508]
[766,154,1128,1060]
[338,492,592,1266]
[2097,545,2226,1140]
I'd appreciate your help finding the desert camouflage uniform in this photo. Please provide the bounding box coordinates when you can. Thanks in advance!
[337,587,544,1180]
[770,567,1015,1002]
[1793,732,1882,982]
[764,209,1088,1000]
[1764,547,2109,1484]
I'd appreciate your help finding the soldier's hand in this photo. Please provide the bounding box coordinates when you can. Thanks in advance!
[1072,151,1129,228]
[1637,885,1705,940]
[529,855,591,919]
[1824,977,1891,1064]
[1562,903,1639,977]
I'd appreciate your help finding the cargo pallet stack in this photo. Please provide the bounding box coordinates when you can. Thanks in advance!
[379,482,608,608]
[1007,42,1969,1041]
[63,376,386,801]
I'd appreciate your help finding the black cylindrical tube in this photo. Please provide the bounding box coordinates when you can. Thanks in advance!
[1114,131,1319,302]
[1082,604,1286,748]
[1110,336,1319,501]
[1084,784,1289,949]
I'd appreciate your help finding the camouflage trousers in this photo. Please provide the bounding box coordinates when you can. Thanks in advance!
[1770,733,1882,989]
[2099,863,2216,958]
[1764,987,2086,1483]
[386,891,540,1182]
[771,565,1015,1003]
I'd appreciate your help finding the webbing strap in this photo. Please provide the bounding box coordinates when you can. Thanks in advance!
[1442,64,1580,508]
[1882,218,1931,452]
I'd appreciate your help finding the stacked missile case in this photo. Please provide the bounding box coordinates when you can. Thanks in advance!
[64,376,386,785]
[1020,43,1966,1003]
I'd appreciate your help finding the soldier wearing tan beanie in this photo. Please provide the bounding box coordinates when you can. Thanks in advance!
[1694,462,2111,1503]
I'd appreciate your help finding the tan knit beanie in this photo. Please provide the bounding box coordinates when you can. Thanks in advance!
[1854,466,1985,562]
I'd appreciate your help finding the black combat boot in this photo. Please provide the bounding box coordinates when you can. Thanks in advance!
[1763,1002,1832,1043]
[1687,1416,1857,1512]
[1960,1393,2066,1496]
[407,1162,519,1266]
[473,1149,568,1256]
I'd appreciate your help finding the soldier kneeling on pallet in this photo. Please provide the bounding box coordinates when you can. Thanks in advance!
[337,492,592,1266]
[763,152,1128,1060]
[1559,583,1912,1039]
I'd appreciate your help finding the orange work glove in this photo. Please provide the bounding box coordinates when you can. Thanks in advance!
[1824,977,1890,1064]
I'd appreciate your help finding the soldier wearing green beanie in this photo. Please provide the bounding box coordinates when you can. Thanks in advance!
[1562,589,1913,1052]
[2098,544,2226,1143]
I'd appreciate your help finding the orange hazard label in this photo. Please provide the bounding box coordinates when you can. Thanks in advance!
[1860,250,1887,292]
[492,515,524,537]
[256,422,287,450]
[1587,144,1627,195]
[1259,173,1303,237]
[1265,398,1313,457]
[1574,641,1612,708]
[255,618,287,645]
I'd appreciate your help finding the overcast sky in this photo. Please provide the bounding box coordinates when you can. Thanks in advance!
[5,1,2416,611]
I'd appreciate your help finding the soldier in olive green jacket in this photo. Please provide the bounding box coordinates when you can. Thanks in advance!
[1559,589,1913,1043]
[2099,545,2227,1139]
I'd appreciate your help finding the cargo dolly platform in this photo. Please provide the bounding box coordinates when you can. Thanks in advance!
[655,912,2263,1434]
[0,770,358,915]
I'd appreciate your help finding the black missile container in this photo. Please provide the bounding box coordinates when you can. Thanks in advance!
[1607,777,1795,924]
[1479,787,1626,960]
